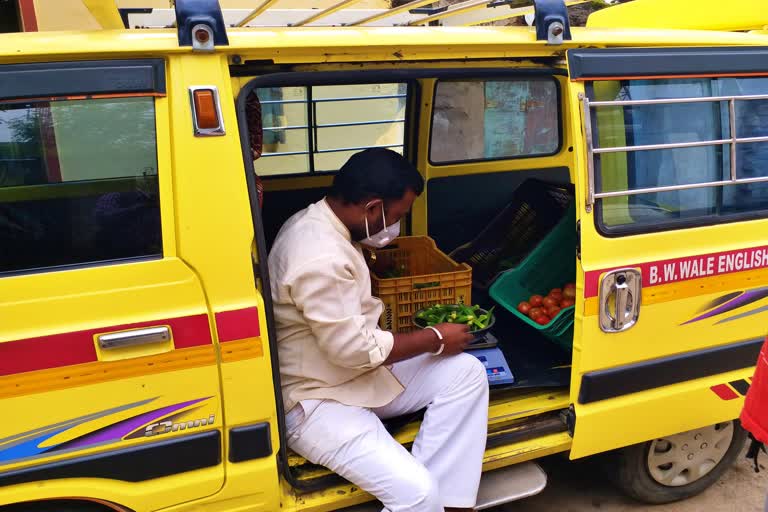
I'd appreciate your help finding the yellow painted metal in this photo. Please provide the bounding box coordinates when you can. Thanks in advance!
[80,0,124,29]
[292,0,365,26]
[235,0,283,27]
[2,26,768,64]
[348,0,435,26]
[587,0,768,31]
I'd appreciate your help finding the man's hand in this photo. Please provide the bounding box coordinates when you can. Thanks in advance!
[433,323,474,355]
[385,321,475,364]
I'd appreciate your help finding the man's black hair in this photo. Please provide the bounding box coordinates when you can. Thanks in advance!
[329,148,424,204]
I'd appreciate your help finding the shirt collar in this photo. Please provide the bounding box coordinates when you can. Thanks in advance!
[318,197,352,242]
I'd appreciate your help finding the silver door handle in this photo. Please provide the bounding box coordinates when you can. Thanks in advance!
[599,269,642,333]
[613,279,630,330]
[98,327,171,350]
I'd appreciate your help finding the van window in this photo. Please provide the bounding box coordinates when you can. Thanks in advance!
[588,77,768,233]
[0,97,161,274]
[430,78,560,164]
[252,83,407,177]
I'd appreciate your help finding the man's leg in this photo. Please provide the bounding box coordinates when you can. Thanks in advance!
[287,400,443,512]
[374,353,490,511]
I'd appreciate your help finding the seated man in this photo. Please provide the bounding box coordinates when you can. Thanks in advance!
[269,148,489,512]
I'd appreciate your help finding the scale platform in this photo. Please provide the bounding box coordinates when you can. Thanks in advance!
[466,334,515,387]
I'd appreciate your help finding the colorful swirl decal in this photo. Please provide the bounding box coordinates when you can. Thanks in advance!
[0,397,212,465]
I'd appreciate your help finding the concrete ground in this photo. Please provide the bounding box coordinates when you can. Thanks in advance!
[497,446,767,512]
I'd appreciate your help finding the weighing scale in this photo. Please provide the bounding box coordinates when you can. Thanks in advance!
[466,333,515,386]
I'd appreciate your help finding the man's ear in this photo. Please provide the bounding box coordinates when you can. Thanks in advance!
[363,198,383,211]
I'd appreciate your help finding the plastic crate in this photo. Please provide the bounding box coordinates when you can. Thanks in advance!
[450,179,574,291]
[489,204,576,350]
[370,236,472,333]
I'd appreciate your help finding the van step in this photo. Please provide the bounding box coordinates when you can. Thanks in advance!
[475,461,547,509]
[337,462,547,512]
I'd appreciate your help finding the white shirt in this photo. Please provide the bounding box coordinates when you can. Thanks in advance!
[268,198,404,413]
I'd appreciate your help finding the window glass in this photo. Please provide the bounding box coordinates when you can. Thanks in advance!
[430,78,559,163]
[0,97,161,273]
[250,83,406,176]
[590,77,768,231]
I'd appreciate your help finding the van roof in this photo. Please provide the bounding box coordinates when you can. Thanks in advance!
[2,25,767,62]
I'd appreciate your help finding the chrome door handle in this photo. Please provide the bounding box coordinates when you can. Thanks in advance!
[98,327,171,350]
[599,269,642,333]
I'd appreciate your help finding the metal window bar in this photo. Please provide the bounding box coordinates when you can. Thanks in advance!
[583,93,768,210]
[261,143,404,157]
[256,88,406,161]
[259,94,406,105]
[263,118,405,131]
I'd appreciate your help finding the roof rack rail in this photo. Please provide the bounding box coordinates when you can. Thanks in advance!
[86,0,584,33]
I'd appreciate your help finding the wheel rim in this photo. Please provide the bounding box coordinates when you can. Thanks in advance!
[647,422,735,487]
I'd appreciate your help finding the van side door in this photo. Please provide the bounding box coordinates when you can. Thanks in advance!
[0,59,224,508]
[567,46,768,458]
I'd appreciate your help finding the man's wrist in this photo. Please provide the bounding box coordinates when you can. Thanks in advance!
[425,326,444,355]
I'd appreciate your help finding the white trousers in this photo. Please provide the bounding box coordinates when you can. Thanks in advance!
[285,353,489,511]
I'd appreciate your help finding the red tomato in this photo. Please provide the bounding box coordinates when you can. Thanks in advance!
[529,307,544,319]
[547,305,561,317]
[548,291,563,302]
[550,288,562,295]
[529,295,544,307]
[563,287,576,299]
[517,301,531,314]
[535,315,550,325]
[564,283,576,290]
[561,298,575,308]
[542,297,558,308]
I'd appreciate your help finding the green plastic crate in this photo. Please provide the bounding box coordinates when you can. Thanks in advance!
[489,204,576,350]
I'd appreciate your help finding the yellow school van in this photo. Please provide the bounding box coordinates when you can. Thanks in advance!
[1,0,767,510]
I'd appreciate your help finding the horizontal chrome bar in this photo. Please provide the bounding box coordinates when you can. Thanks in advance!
[312,94,407,103]
[594,136,768,154]
[734,135,768,144]
[588,93,768,108]
[593,139,730,154]
[595,176,768,200]
[262,119,405,132]
[316,143,405,154]
[317,118,405,129]
[262,124,309,131]
[259,150,310,157]
[258,98,307,105]
[263,144,404,158]
[98,326,170,350]
[258,94,406,105]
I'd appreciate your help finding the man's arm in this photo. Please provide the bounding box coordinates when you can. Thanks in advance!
[289,257,474,369]
[385,322,474,364]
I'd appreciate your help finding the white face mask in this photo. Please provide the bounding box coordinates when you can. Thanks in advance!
[361,203,400,249]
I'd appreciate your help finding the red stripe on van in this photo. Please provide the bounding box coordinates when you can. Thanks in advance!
[710,384,740,401]
[0,314,212,377]
[215,307,260,343]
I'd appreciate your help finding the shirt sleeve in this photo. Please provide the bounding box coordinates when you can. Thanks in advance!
[287,257,394,369]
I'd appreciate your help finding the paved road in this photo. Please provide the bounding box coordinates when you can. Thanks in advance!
[497,447,767,512]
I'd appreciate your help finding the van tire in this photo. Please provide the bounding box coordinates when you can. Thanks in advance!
[606,420,747,504]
